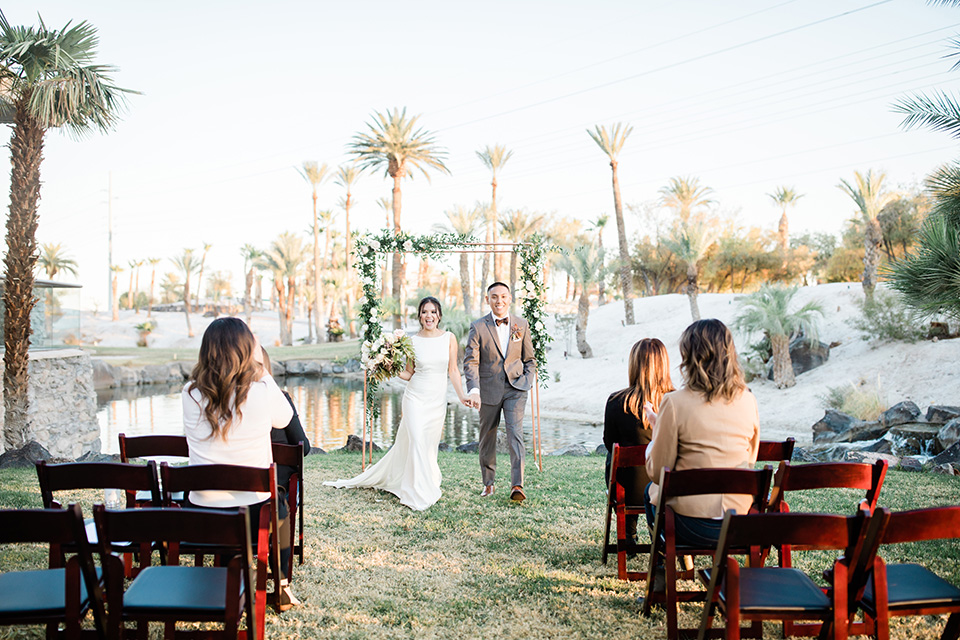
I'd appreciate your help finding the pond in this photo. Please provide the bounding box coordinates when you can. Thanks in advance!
[96,376,603,455]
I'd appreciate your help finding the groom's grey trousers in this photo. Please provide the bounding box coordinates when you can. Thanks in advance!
[479,389,526,488]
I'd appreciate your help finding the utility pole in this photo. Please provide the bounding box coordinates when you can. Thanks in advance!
[107,172,114,316]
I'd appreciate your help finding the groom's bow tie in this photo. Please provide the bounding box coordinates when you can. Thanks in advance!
[495,317,509,326]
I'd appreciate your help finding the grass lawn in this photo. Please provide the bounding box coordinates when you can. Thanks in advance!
[85,341,361,367]
[1,454,959,639]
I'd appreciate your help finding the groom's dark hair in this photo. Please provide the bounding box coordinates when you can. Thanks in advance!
[487,281,510,293]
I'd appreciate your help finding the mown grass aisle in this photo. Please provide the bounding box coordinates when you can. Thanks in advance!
[1,453,959,639]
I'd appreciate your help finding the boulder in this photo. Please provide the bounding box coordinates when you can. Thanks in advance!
[344,358,362,373]
[791,447,819,463]
[842,451,900,467]
[549,443,589,457]
[114,366,140,387]
[856,438,893,454]
[91,359,117,390]
[332,364,345,374]
[595,444,608,456]
[931,463,956,476]
[76,451,121,463]
[926,405,960,424]
[932,442,960,467]
[438,442,451,452]
[879,401,922,427]
[937,418,960,451]
[312,447,326,455]
[899,456,924,472]
[812,410,860,442]
[338,434,381,453]
[888,423,943,457]
[457,441,480,453]
[787,338,830,375]
[141,363,183,385]
[0,441,51,468]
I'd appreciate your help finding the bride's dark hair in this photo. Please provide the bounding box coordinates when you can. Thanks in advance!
[417,296,443,328]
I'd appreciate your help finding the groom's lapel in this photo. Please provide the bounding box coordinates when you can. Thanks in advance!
[484,315,505,360]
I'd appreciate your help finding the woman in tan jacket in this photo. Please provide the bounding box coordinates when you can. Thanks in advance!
[643,318,760,553]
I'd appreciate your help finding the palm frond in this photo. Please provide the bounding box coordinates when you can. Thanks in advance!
[887,212,960,319]
[587,122,632,159]
[348,107,449,181]
[893,90,960,139]
[476,144,513,175]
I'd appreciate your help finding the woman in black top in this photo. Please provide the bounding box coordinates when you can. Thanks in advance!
[261,348,311,488]
[603,338,674,540]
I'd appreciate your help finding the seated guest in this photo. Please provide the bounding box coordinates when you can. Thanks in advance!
[182,317,298,608]
[603,338,674,543]
[260,347,312,490]
[644,319,759,582]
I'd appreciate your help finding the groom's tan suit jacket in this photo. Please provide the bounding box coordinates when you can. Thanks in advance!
[463,313,536,404]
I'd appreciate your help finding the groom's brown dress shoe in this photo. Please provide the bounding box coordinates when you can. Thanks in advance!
[480,485,495,497]
[510,486,526,502]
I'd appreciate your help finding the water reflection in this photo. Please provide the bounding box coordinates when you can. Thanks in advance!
[96,376,601,455]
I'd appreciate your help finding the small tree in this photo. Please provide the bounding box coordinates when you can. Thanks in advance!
[663,219,716,322]
[734,285,824,389]
[559,244,605,358]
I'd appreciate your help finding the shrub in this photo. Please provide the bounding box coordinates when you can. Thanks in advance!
[819,379,885,420]
[850,289,925,343]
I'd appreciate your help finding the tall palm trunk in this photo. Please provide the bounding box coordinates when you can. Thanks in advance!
[244,266,254,323]
[391,172,404,329]
[127,271,134,310]
[111,272,119,322]
[770,333,796,389]
[275,278,291,345]
[481,209,493,296]
[491,177,501,282]
[576,290,593,358]
[597,233,606,306]
[459,253,473,317]
[3,101,43,449]
[134,266,141,314]
[182,275,194,338]
[863,218,883,301]
[509,252,518,313]
[610,159,635,324]
[686,263,701,322]
[312,192,324,343]
[287,276,297,342]
[148,267,156,318]
[778,211,789,254]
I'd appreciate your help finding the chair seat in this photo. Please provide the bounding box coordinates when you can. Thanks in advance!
[0,569,90,617]
[863,563,960,609]
[721,568,831,613]
[135,489,183,503]
[124,566,241,615]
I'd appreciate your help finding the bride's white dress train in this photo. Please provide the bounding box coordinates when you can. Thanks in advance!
[323,332,449,511]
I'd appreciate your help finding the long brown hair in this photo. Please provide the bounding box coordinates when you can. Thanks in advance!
[188,317,261,439]
[679,319,746,403]
[620,338,674,428]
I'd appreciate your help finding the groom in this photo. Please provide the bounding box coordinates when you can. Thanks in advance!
[464,282,536,502]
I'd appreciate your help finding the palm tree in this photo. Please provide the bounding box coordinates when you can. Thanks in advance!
[349,107,449,328]
[241,244,260,323]
[300,161,331,343]
[477,144,513,285]
[335,164,359,271]
[663,219,716,322]
[194,242,212,311]
[126,259,137,310]
[375,196,391,300]
[499,210,544,311]
[837,170,898,300]
[432,205,483,316]
[559,244,605,358]
[0,14,133,448]
[38,243,78,280]
[170,249,200,338]
[767,186,804,254]
[587,123,635,324]
[260,232,307,346]
[734,285,824,389]
[206,270,231,315]
[146,257,160,317]
[110,265,123,322]
[659,176,715,224]
[133,259,144,313]
[588,214,609,305]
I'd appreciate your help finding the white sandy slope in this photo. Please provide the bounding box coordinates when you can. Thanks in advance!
[80,283,960,445]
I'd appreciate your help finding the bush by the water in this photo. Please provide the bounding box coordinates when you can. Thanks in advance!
[851,289,926,343]
[820,379,886,420]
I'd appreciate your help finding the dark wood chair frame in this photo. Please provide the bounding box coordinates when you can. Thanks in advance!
[160,462,280,634]
[756,437,796,464]
[641,465,774,640]
[118,433,190,507]
[856,506,960,640]
[601,443,649,581]
[0,504,106,639]
[93,504,257,640]
[697,508,885,640]
[270,441,305,576]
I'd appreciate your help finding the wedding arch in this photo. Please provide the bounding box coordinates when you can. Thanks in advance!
[353,230,553,471]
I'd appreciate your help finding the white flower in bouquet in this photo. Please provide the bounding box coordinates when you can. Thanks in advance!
[536,321,545,331]
[393,329,406,338]
[384,332,396,344]
[369,238,381,251]
[403,239,414,252]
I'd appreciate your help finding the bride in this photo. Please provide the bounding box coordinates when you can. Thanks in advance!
[324,296,470,511]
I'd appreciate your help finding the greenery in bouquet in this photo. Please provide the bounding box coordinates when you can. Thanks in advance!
[360,329,416,383]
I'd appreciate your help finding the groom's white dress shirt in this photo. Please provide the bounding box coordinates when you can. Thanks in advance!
[468,312,510,398]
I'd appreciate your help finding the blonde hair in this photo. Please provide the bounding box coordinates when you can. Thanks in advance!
[679,319,746,403]
[188,318,261,439]
[621,338,675,428]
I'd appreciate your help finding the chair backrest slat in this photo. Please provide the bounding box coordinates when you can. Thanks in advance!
[659,466,773,512]
[36,460,161,507]
[0,504,88,545]
[719,511,863,552]
[770,459,887,512]
[881,505,960,544]
[757,438,795,463]
[119,433,189,462]
[94,505,250,547]
[271,442,303,467]
[160,462,275,497]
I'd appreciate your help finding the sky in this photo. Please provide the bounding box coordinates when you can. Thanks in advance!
[2,0,959,309]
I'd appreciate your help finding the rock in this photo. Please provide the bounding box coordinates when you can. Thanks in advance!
[0,441,51,468]
[457,441,480,453]
[889,423,943,457]
[549,443,589,457]
[932,442,960,466]
[91,359,117,390]
[812,410,860,442]
[140,363,183,385]
[114,366,140,387]
[857,438,893,454]
[931,463,956,476]
[338,434,381,453]
[344,358,362,372]
[787,338,830,375]
[438,442,451,452]
[899,456,924,472]
[926,405,960,424]
[595,444,608,456]
[321,364,334,375]
[312,447,326,455]
[270,361,286,378]
[937,418,960,451]
[791,447,818,462]
[842,451,900,467]
[332,364,345,374]
[76,451,121,463]
[880,401,922,427]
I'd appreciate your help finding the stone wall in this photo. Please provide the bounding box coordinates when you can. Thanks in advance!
[0,349,100,459]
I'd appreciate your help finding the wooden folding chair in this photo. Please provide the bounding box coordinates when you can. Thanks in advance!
[118,433,189,506]
[697,508,885,640]
[856,506,960,640]
[601,443,649,580]
[0,504,106,640]
[641,466,774,640]
[160,462,281,625]
[94,504,257,640]
[271,442,305,576]
[36,460,162,575]
[756,437,795,463]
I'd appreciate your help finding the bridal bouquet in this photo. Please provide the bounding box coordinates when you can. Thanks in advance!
[361,329,415,382]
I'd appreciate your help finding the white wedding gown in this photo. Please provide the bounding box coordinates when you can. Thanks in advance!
[324,332,449,511]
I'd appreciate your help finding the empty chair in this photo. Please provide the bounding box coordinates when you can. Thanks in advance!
[768,459,887,515]
[271,442,305,576]
[94,504,257,640]
[756,437,796,463]
[601,443,649,581]
[0,504,105,639]
[118,433,189,505]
